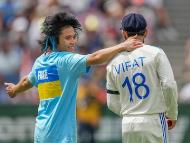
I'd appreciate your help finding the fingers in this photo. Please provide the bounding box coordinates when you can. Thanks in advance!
[130,40,143,49]
[130,38,143,44]
[167,120,172,129]
[122,37,143,52]
[4,83,12,90]
[128,34,138,39]
[134,41,143,47]
[6,90,16,98]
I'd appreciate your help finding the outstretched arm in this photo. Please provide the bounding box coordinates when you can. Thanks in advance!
[87,36,142,65]
[5,76,33,98]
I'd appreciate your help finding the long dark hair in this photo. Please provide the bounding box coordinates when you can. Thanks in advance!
[39,12,81,52]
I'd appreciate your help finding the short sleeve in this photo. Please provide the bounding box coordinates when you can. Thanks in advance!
[58,53,90,76]
[28,64,37,86]
[106,65,119,93]
[156,49,175,82]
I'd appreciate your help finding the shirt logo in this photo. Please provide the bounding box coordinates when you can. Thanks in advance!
[38,70,48,80]
[114,57,146,74]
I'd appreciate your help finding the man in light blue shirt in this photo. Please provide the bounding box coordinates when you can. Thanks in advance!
[5,12,142,143]
[29,53,89,142]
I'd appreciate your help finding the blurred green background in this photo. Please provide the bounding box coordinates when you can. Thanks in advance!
[0,104,190,143]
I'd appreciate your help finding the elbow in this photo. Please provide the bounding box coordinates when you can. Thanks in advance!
[107,94,121,115]
[107,102,113,111]
[162,81,177,90]
[107,101,121,115]
[107,102,115,112]
[22,76,33,89]
[87,54,103,65]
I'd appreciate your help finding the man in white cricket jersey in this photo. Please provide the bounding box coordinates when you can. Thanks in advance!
[106,13,178,143]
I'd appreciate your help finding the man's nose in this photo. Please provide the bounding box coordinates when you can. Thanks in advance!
[70,38,77,45]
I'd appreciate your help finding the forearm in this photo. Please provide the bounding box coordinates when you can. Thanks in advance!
[87,43,125,65]
[14,76,33,94]
[87,36,142,65]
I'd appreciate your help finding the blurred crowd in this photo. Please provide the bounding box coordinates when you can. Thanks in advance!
[179,34,190,104]
[0,0,177,105]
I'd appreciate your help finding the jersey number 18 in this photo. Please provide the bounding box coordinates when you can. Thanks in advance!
[122,72,150,102]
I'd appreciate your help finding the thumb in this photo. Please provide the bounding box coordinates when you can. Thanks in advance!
[131,34,138,38]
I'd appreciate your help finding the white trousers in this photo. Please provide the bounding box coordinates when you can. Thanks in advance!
[122,113,169,143]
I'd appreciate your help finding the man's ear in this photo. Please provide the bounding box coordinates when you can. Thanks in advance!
[144,29,148,38]
[122,31,128,40]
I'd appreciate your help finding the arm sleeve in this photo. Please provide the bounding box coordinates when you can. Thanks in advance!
[106,65,121,116]
[28,62,37,86]
[156,49,178,120]
[59,53,90,77]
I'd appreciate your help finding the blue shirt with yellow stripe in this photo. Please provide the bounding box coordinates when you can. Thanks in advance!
[28,51,89,143]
